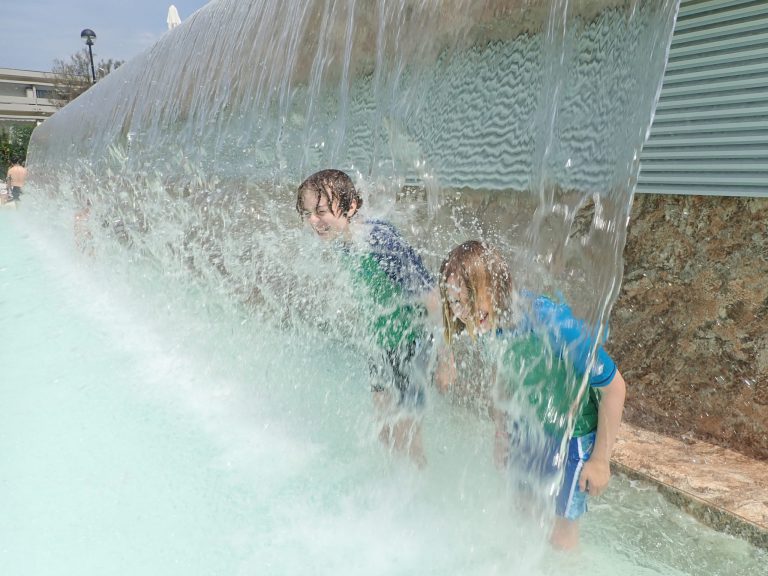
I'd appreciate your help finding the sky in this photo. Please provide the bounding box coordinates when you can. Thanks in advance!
[1,1,213,72]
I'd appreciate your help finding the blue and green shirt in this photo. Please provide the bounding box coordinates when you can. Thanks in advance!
[345,219,433,350]
[489,295,617,438]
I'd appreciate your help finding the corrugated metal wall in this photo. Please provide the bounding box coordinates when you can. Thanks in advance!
[638,0,768,196]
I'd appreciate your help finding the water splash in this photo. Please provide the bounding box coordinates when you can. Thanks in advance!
[29,0,678,329]
[22,0,682,568]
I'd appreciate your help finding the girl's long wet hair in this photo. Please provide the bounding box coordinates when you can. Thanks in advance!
[439,240,513,344]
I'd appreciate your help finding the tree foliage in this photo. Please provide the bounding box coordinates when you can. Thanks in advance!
[0,124,34,176]
[51,49,124,106]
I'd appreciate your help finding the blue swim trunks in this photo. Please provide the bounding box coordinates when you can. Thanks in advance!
[556,432,595,520]
[369,336,432,412]
[507,424,595,520]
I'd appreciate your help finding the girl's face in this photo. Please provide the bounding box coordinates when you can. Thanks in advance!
[445,273,493,334]
[300,190,354,239]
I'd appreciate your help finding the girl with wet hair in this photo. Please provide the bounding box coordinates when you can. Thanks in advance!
[438,240,513,344]
[437,240,626,551]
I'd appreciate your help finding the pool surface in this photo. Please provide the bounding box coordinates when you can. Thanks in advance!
[1,210,765,575]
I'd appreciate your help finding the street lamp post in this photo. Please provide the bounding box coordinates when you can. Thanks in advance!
[80,29,97,83]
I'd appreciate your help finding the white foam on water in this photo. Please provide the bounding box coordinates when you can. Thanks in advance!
[2,209,765,576]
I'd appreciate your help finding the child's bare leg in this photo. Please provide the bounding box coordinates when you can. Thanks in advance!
[549,517,579,551]
[392,416,426,468]
[373,391,426,468]
[373,389,393,426]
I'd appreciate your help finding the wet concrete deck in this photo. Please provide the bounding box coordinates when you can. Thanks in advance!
[612,422,768,550]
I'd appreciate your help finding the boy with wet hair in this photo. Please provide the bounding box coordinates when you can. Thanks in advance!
[296,169,434,467]
[295,168,361,233]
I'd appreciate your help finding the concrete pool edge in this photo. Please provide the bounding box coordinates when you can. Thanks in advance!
[611,422,768,550]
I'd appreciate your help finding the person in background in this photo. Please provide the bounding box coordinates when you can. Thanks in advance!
[6,159,27,202]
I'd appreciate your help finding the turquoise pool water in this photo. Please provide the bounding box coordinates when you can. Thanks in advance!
[1,209,764,575]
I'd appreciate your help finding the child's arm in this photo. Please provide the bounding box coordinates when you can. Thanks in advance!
[435,348,456,394]
[424,286,442,327]
[428,285,456,393]
[578,369,626,496]
[490,404,509,470]
[434,346,456,393]
[487,361,509,469]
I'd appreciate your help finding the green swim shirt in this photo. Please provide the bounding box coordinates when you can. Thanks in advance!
[494,333,599,438]
[344,219,433,351]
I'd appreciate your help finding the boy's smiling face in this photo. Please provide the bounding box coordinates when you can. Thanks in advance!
[300,189,355,239]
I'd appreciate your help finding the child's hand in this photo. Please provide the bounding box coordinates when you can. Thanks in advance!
[578,457,611,497]
[435,349,456,393]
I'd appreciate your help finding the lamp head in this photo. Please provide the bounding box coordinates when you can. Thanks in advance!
[80,29,96,45]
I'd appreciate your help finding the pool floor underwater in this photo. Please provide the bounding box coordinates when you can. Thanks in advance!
[1,210,766,576]
[613,422,768,549]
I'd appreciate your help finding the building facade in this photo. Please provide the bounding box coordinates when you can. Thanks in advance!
[0,68,63,129]
[638,0,768,197]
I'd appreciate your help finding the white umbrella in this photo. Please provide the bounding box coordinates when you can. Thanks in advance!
[167,5,181,30]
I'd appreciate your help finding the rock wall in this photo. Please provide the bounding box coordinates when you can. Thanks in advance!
[608,194,768,460]
[408,190,767,460]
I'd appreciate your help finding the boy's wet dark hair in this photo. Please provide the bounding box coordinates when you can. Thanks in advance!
[296,169,363,219]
